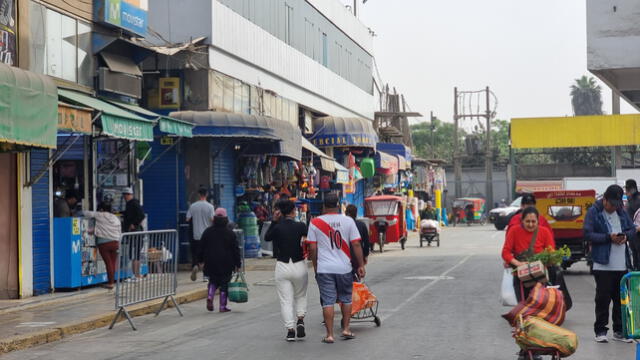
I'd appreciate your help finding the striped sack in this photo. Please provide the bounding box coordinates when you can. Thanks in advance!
[502,282,566,327]
[515,316,578,357]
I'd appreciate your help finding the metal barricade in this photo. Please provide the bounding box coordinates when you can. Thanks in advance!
[109,230,183,330]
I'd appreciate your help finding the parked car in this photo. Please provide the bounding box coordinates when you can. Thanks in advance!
[488,197,522,230]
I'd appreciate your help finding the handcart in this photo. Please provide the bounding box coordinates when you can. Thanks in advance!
[515,279,561,360]
[621,272,640,358]
[350,280,381,327]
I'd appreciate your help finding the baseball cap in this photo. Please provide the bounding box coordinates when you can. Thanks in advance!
[122,187,134,195]
[603,184,624,208]
[215,207,228,217]
[323,193,340,208]
[521,193,536,205]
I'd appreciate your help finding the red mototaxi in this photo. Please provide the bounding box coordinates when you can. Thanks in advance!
[365,195,408,252]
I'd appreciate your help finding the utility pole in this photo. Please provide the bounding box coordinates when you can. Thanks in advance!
[485,86,493,208]
[430,111,435,157]
[453,87,462,198]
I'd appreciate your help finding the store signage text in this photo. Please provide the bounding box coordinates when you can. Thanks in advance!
[312,134,376,147]
[58,105,92,134]
[96,0,148,37]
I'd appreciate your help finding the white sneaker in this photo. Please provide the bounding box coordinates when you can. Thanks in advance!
[595,334,609,343]
[613,332,634,343]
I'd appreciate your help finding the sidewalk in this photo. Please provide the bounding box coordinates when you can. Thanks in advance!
[0,258,277,354]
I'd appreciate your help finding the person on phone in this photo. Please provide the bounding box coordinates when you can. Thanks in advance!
[584,184,636,343]
[265,199,309,341]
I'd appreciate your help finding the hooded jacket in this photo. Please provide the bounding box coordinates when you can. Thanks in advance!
[583,199,637,269]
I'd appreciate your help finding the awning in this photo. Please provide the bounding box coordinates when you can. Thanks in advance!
[0,64,58,148]
[100,52,142,76]
[57,102,93,134]
[377,142,412,166]
[151,36,207,56]
[92,34,155,64]
[108,100,194,137]
[170,111,302,160]
[335,162,349,184]
[397,155,407,170]
[302,137,334,171]
[376,151,398,175]
[58,89,154,141]
[310,116,377,149]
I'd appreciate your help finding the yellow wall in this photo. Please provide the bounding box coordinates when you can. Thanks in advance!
[511,114,640,149]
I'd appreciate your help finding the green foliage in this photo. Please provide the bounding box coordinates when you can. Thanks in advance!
[570,75,603,116]
[528,245,572,267]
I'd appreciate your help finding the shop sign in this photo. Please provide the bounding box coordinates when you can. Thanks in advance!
[58,104,93,134]
[160,136,174,145]
[335,170,349,184]
[159,117,192,137]
[101,115,153,141]
[159,78,180,109]
[312,133,376,148]
[0,0,17,65]
[95,0,148,37]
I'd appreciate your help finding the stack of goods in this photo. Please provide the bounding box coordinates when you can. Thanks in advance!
[238,203,260,258]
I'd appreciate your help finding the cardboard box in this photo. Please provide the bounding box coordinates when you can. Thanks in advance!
[517,260,548,286]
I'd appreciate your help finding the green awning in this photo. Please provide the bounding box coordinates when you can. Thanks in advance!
[0,64,58,148]
[107,100,193,138]
[58,89,154,141]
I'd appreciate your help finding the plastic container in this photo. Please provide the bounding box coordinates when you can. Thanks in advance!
[238,210,260,258]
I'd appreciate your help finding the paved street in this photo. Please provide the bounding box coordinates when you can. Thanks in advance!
[3,226,635,360]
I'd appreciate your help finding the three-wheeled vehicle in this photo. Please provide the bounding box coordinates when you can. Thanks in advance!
[451,197,487,226]
[534,190,596,270]
[365,195,408,252]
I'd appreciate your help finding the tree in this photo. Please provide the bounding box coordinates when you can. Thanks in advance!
[570,75,603,116]
[410,117,465,162]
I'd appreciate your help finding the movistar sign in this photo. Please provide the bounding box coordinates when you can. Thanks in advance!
[95,0,148,37]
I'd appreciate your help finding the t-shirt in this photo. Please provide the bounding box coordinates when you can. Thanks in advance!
[307,213,361,274]
[187,200,215,240]
[594,210,627,271]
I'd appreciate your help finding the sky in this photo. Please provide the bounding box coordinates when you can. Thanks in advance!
[350,0,637,128]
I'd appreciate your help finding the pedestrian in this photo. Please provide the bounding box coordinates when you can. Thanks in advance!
[265,199,309,341]
[122,187,145,280]
[307,193,365,344]
[505,193,552,235]
[84,202,121,289]
[187,187,215,282]
[201,207,242,312]
[624,179,640,269]
[54,190,78,218]
[501,206,555,301]
[345,204,370,265]
[584,184,636,343]
[420,201,437,221]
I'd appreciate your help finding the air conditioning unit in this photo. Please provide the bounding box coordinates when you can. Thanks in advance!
[98,67,142,99]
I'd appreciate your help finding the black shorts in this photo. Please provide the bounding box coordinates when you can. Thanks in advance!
[128,239,142,261]
[190,240,204,266]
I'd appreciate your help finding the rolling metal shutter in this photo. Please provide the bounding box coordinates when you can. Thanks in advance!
[31,149,51,295]
[211,142,236,222]
[56,134,85,160]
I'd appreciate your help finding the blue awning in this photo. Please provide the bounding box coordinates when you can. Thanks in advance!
[376,142,412,162]
[170,111,301,160]
[310,116,377,149]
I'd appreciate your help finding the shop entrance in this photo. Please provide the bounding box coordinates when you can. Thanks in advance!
[184,138,211,204]
[0,153,18,299]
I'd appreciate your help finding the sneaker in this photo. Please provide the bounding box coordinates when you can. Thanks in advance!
[286,329,296,342]
[595,333,609,343]
[613,331,634,343]
[202,276,209,283]
[190,266,198,281]
[296,319,306,338]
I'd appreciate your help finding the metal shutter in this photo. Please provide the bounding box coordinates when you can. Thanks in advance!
[211,142,236,222]
[31,149,51,295]
[56,134,85,160]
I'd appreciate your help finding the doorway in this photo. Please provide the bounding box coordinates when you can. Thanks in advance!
[0,153,18,299]
[184,138,211,205]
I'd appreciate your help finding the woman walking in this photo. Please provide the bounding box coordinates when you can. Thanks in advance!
[265,199,309,341]
[201,207,241,312]
[84,202,122,289]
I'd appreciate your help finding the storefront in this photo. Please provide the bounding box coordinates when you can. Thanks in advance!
[0,64,58,299]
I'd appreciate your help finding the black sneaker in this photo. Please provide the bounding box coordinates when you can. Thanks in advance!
[286,329,296,342]
[296,319,306,338]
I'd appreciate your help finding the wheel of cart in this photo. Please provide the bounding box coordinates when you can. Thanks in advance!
[350,280,381,327]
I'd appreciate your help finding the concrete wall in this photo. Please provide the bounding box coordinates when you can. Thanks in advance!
[587,0,640,70]
[445,167,510,210]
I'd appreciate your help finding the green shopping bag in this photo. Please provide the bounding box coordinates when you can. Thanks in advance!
[228,272,249,303]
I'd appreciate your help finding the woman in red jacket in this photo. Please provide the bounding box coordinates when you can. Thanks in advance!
[502,207,556,300]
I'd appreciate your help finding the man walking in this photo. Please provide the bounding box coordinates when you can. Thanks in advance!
[187,187,215,281]
[308,193,365,344]
[122,187,145,280]
[584,184,636,343]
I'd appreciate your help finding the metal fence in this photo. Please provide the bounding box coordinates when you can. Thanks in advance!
[109,230,183,330]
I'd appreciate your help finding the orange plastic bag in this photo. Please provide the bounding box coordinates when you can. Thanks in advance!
[351,282,377,315]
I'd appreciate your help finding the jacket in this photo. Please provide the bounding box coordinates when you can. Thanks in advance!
[201,216,242,277]
[583,199,636,268]
[84,211,122,242]
[123,198,145,231]
[502,224,555,264]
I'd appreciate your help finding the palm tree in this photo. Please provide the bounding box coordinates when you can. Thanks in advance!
[570,76,603,116]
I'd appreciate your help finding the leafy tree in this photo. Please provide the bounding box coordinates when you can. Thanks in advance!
[410,117,465,162]
[570,75,603,116]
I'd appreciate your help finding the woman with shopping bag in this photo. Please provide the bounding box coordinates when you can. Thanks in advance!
[201,207,242,312]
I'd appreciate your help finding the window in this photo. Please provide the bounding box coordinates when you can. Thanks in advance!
[321,32,328,66]
[284,3,293,45]
[242,83,251,114]
[211,71,224,110]
[29,1,94,86]
[233,79,243,113]
[222,74,234,112]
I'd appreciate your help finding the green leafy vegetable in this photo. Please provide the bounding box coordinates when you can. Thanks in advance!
[527,245,572,266]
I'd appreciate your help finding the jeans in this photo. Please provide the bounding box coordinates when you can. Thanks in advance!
[275,260,308,329]
[593,270,626,335]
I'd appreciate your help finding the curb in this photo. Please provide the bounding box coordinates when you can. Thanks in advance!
[0,288,207,354]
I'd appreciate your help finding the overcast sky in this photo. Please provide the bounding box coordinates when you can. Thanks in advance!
[353,0,636,127]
